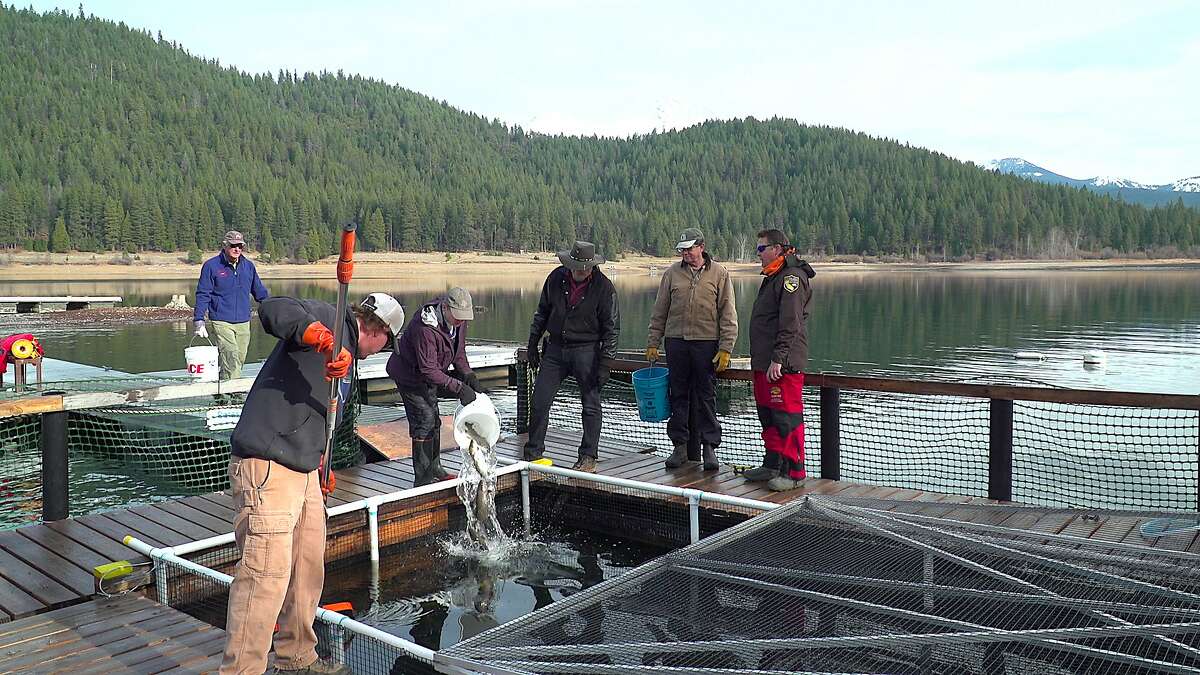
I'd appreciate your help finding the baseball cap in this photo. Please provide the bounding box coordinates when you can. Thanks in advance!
[223,230,246,246]
[361,293,406,336]
[675,227,704,250]
[446,287,474,321]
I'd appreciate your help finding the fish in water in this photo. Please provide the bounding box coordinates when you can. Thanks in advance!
[458,421,505,547]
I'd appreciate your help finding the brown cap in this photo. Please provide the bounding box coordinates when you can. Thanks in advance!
[446,287,474,321]
[223,230,246,246]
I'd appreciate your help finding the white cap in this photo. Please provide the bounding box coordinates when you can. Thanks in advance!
[361,293,405,336]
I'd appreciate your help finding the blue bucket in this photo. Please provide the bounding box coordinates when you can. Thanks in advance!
[631,366,670,422]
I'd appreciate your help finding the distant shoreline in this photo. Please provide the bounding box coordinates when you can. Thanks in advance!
[0,250,1196,282]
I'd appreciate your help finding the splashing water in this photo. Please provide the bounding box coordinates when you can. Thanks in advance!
[455,421,508,552]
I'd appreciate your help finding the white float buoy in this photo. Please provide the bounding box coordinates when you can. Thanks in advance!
[1082,350,1107,365]
[1014,351,1047,360]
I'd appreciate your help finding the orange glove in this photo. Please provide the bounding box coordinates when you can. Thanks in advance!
[318,458,336,497]
[302,321,335,353]
[326,347,352,380]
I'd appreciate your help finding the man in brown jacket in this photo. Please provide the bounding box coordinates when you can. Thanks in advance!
[743,228,815,492]
[646,228,738,471]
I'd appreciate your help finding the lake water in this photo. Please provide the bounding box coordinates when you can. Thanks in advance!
[4,265,1198,394]
[1,266,1198,528]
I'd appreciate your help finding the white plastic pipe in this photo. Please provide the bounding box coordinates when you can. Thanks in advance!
[123,536,437,663]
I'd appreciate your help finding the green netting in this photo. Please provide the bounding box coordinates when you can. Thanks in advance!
[0,386,364,530]
[516,361,1200,512]
[1014,402,1200,511]
[0,415,44,530]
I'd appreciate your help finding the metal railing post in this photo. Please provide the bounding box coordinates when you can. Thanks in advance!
[40,409,69,521]
[989,399,1014,502]
[819,387,840,480]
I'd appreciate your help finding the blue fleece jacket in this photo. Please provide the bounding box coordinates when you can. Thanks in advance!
[193,252,269,323]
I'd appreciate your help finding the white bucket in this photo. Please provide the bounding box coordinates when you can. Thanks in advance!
[184,345,219,382]
[453,393,501,450]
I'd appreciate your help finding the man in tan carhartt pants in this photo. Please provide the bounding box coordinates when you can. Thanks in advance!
[220,293,405,674]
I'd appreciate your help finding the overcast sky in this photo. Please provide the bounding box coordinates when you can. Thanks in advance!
[24,0,1200,184]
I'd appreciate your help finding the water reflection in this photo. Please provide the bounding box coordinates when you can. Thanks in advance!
[2,268,1197,393]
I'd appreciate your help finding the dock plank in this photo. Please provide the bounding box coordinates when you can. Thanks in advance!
[128,503,224,542]
[84,511,186,548]
[0,595,228,675]
[42,519,147,566]
[0,530,94,599]
[0,546,76,610]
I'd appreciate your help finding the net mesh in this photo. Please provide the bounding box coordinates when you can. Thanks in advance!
[440,495,1200,675]
[0,414,43,529]
[516,362,1200,511]
[0,384,363,530]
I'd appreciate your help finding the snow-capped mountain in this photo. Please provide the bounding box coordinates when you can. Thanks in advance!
[1170,176,1200,193]
[983,158,1200,208]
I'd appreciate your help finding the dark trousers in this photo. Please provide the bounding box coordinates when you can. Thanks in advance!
[665,337,721,456]
[524,342,602,460]
[399,384,440,445]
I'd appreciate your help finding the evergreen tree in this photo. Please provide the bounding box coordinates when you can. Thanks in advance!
[49,214,71,252]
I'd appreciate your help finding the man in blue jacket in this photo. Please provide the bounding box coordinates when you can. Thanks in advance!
[194,230,270,381]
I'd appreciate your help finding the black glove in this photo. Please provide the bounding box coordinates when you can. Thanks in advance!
[458,385,477,406]
[464,372,481,393]
[596,365,610,389]
[526,339,541,370]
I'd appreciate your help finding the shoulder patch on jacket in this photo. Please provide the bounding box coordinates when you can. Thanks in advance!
[783,275,800,293]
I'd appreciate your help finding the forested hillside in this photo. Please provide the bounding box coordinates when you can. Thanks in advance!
[1,5,1196,261]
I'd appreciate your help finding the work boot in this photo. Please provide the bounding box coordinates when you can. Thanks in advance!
[767,476,803,492]
[702,444,719,471]
[664,444,690,469]
[742,466,778,482]
[522,446,545,462]
[572,456,597,473]
[273,658,354,675]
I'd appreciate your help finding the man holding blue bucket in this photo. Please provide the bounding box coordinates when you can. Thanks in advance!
[646,227,738,471]
[523,241,620,473]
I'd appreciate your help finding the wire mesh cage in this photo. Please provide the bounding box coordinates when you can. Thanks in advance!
[438,495,1200,674]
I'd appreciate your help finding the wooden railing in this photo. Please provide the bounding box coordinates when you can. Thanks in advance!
[517,348,1200,506]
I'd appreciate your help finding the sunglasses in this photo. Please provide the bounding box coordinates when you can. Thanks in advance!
[756,244,777,253]
[226,243,245,249]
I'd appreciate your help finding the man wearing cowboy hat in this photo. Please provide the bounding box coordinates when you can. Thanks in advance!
[523,241,620,472]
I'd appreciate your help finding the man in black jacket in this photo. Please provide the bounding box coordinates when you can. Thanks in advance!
[221,293,404,675]
[523,241,620,472]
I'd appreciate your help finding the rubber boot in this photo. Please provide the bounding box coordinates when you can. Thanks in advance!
[427,428,453,481]
[412,438,436,487]
[702,443,719,471]
[742,453,780,482]
[664,444,690,469]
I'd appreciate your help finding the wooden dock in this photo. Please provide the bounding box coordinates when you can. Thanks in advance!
[0,296,122,314]
[1,424,1198,672]
[2,427,1196,620]
[0,594,226,673]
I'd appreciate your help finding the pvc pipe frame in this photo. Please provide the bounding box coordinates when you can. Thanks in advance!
[121,457,777,666]
[124,535,440,665]
[163,459,775,559]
